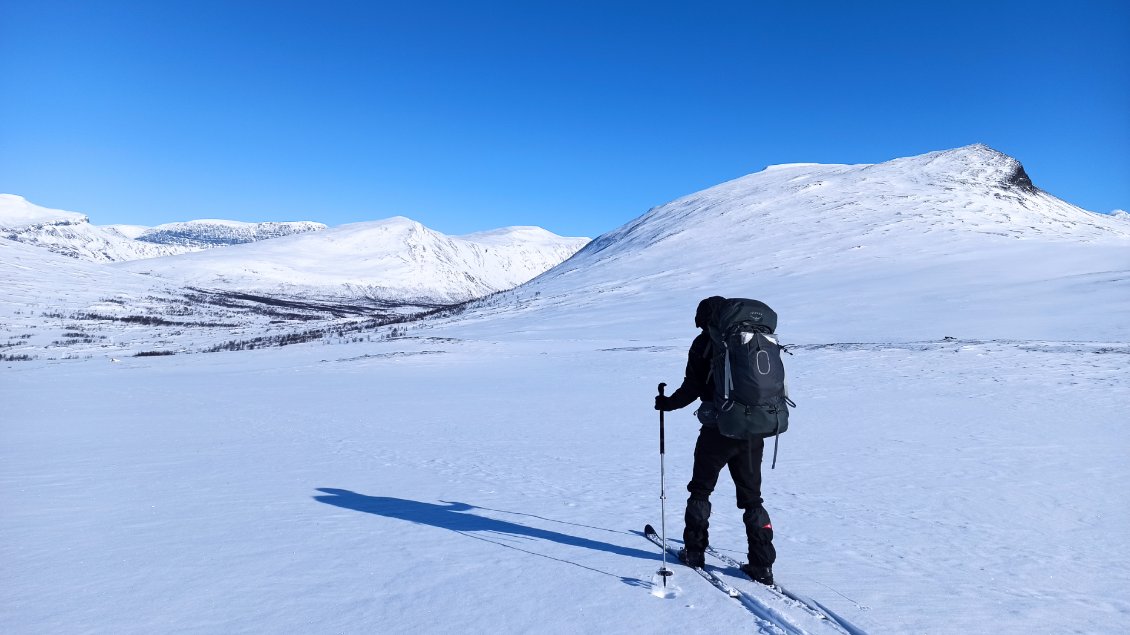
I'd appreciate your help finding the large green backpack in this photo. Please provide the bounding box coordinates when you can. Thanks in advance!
[704,299,793,444]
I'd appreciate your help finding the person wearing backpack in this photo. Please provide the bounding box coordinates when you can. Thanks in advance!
[654,296,787,586]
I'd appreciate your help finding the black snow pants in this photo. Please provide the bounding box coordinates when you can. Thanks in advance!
[683,425,776,567]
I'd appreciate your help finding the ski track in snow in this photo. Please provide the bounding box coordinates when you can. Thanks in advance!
[3,337,1128,634]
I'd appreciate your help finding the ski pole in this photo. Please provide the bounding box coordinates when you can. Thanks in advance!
[657,382,672,587]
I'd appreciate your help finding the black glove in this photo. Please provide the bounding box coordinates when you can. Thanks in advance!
[655,395,673,411]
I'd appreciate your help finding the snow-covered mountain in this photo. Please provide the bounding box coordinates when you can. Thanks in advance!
[113,217,590,304]
[0,194,87,227]
[0,195,325,262]
[5,145,1125,348]
[440,144,1130,343]
[0,194,197,261]
[2,193,587,306]
[136,219,326,247]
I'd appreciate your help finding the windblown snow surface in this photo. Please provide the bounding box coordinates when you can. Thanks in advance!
[2,146,1128,634]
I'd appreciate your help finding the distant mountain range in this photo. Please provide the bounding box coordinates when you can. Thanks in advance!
[0,194,328,261]
[0,194,589,305]
[114,217,590,304]
[3,144,1127,361]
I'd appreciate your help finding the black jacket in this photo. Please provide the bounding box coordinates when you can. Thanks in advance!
[667,330,712,411]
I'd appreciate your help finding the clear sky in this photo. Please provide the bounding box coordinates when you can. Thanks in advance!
[1,1,1127,237]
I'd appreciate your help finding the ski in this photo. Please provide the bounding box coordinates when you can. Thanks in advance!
[704,546,867,635]
[646,525,821,634]
[647,524,868,635]
[643,524,740,598]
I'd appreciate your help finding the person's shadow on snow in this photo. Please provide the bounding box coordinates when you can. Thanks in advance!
[313,488,655,585]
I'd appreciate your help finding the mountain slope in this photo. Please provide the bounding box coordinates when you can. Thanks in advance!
[113,217,590,304]
[0,194,87,227]
[439,144,1130,343]
[0,236,156,309]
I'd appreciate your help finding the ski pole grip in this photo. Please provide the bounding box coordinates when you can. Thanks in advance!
[658,382,666,397]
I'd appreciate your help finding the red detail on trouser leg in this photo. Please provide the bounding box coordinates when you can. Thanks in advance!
[763,523,772,529]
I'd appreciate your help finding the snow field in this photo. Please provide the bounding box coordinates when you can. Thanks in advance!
[3,336,1127,634]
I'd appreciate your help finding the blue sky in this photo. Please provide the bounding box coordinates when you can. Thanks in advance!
[1,1,1127,237]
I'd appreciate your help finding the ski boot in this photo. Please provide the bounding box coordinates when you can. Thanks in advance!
[677,548,705,568]
[739,563,774,586]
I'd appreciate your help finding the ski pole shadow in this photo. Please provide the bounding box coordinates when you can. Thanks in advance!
[448,501,635,537]
[313,488,656,586]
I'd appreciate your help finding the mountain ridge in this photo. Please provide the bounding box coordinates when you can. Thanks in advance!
[1,196,589,305]
[0,195,328,261]
[4,144,1126,354]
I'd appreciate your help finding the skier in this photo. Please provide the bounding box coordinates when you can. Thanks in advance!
[654,296,776,585]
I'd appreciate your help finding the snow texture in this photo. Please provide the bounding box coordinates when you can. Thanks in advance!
[2,145,1128,634]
